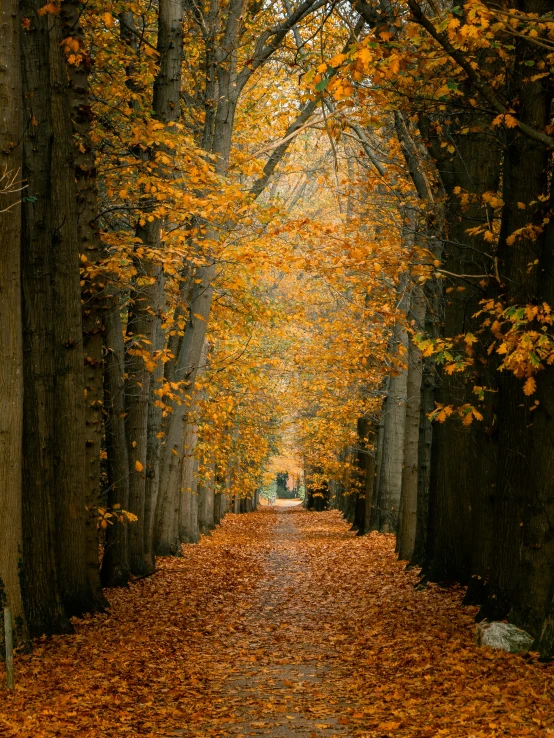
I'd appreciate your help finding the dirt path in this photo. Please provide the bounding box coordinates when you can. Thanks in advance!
[1,508,553,737]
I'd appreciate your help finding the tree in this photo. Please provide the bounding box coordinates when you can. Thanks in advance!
[0,0,25,640]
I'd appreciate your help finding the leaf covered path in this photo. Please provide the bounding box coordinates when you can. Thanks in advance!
[2,508,554,737]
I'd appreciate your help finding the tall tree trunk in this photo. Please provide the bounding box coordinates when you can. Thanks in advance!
[214,490,223,526]
[179,423,200,543]
[397,286,425,560]
[198,462,216,535]
[363,429,377,535]
[353,419,371,535]
[419,110,501,586]
[20,0,96,633]
[143,276,166,571]
[370,381,387,529]
[374,318,408,534]
[0,0,26,640]
[49,11,100,617]
[481,14,554,639]
[155,271,214,553]
[101,294,131,587]
[60,0,107,610]
[125,0,183,569]
[411,353,435,566]
[125,260,159,575]
[20,1,68,636]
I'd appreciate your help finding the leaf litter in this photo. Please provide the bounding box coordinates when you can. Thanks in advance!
[1,507,553,737]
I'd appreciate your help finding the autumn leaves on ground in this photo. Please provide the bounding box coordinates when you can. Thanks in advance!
[2,507,552,738]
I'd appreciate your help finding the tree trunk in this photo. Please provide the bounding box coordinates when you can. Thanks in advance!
[180,441,200,544]
[481,16,554,639]
[397,286,425,560]
[155,270,214,553]
[419,109,501,586]
[125,258,160,575]
[214,491,223,526]
[370,386,387,529]
[20,0,94,633]
[411,354,434,566]
[198,465,216,535]
[51,16,99,616]
[363,431,377,535]
[0,0,26,640]
[60,0,107,611]
[143,276,166,570]
[353,419,371,535]
[101,293,131,587]
[374,321,408,534]
[125,0,184,568]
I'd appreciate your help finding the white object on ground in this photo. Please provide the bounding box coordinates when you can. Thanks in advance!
[475,621,535,653]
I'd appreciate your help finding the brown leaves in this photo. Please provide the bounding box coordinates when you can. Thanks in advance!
[1,509,553,737]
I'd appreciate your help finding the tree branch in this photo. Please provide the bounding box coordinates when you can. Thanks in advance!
[406,0,554,150]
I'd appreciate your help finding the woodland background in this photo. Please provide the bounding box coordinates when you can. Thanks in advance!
[1,0,554,661]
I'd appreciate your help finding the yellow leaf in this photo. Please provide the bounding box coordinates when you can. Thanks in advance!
[135,460,144,472]
[462,411,473,426]
[378,722,402,731]
[38,2,60,15]
[329,53,346,67]
[388,55,400,75]
[523,377,536,396]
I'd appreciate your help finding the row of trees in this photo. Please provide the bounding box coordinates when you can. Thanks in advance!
[302,0,554,659]
[0,0,344,642]
[1,0,554,665]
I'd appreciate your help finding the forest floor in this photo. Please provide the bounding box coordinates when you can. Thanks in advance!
[1,508,554,738]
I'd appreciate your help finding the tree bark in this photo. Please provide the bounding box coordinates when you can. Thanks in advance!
[180,426,200,543]
[0,0,26,640]
[48,11,101,617]
[143,275,166,570]
[60,0,107,610]
[20,0,100,632]
[198,463,216,535]
[481,11,554,639]
[419,109,501,586]
[125,258,160,575]
[397,286,425,560]
[374,319,408,534]
[101,293,131,587]
[155,269,214,553]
